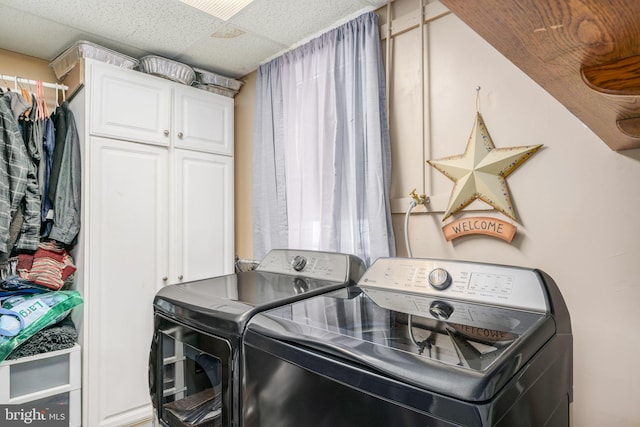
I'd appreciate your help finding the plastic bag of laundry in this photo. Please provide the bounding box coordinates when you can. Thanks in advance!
[0,290,83,362]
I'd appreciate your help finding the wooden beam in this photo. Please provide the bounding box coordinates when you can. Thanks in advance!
[439,0,640,151]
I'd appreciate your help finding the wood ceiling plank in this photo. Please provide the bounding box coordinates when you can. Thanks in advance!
[439,0,640,150]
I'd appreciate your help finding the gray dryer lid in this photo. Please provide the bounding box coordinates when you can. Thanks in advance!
[153,270,354,337]
[153,249,366,338]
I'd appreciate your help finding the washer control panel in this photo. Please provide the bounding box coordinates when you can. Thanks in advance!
[358,257,549,313]
[257,249,353,282]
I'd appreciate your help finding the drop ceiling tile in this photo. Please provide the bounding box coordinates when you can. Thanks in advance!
[0,6,85,60]
[176,28,286,77]
[230,0,377,46]
[0,0,224,57]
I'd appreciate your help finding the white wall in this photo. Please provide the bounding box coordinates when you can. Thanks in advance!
[387,7,640,427]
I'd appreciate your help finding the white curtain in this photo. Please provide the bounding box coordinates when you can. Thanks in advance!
[252,11,395,266]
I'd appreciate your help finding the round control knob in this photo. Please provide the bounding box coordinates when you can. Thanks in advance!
[429,301,454,320]
[428,268,451,290]
[291,255,308,272]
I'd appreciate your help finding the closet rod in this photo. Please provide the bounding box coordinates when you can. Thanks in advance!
[0,74,68,91]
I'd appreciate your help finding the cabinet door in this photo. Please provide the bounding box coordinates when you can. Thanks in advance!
[172,150,234,283]
[87,137,169,427]
[173,86,234,155]
[90,60,172,146]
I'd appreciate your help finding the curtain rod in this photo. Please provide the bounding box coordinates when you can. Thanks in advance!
[0,74,68,91]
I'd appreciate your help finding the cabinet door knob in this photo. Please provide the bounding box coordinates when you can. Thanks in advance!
[162,276,168,281]
[177,132,184,138]
[178,275,184,280]
[163,130,170,136]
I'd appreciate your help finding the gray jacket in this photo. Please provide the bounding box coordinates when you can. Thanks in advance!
[48,103,81,246]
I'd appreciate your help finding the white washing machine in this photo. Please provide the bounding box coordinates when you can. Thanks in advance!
[243,257,572,426]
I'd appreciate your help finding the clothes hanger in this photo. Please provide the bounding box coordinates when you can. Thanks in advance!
[18,77,30,102]
[36,80,48,119]
[16,77,35,117]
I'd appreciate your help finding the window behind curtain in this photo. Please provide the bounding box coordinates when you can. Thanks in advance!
[252,11,395,266]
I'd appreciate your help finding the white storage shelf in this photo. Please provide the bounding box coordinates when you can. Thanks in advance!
[0,344,81,426]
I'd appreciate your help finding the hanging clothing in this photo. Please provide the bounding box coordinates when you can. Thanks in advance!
[0,80,80,280]
[14,95,43,253]
[20,94,42,163]
[48,103,81,247]
[0,96,40,259]
[40,117,55,237]
[49,102,68,204]
[2,91,30,122]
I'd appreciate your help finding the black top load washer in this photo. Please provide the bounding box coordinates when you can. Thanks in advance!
[148,249,365,427]
[243,257,573,427]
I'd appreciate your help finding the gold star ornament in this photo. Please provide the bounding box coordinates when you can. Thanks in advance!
[427,113,542,222]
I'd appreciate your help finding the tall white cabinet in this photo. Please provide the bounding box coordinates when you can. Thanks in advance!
[70,59,234,427]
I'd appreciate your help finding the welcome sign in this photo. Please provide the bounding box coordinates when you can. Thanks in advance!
[442,217,517,242]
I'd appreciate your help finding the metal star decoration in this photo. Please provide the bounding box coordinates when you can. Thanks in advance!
[427,112,542,222]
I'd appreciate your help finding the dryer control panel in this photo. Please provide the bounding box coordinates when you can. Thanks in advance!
[358,257,549,313]
[256,249,361,283]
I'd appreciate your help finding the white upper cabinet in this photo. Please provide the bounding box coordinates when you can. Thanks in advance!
[89,63,172,145]
[173,86,234,155]
[89,60,234,156]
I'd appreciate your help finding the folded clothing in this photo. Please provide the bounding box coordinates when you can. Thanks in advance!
[17,241,76,290]
[6,315,77,360]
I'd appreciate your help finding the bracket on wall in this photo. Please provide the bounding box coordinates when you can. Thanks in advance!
[616,117,640,139]
[581,55,640,139]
